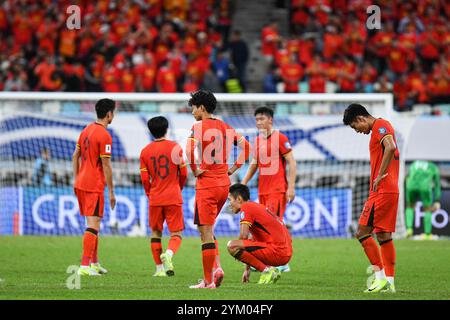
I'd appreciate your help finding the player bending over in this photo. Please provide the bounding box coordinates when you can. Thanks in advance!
[343,103,399,293]
[140,116,187,277]
[73,98,116,276]
[405,160,441,239]
[186,90,250,289]
[227,183,293,284]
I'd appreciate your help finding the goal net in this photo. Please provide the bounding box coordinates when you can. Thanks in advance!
[0,92,406,238]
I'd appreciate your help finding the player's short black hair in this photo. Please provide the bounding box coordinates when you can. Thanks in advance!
[254,107,274,118]
[188,90,217,113]
[95,98,116,119]
[147,116,168,139]
[343,103,371,125]
[229,183,250,201]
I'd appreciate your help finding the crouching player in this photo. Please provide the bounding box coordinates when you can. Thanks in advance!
[227,184,293,284]
[140,116,188,276]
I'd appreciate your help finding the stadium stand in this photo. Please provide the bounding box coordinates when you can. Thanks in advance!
[0,0,237,94]
[0,0,449,112]
[260,0,450,111]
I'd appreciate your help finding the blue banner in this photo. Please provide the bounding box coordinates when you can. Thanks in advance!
[0,187,20,235]
[0,187,352,238]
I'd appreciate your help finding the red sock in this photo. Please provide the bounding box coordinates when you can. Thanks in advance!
[235,250,267,272]
[359,235,384,271]
[213,236,221,270]
[151,238,163,265]
[202,243,216,284]
[380,239,396,277]
[81,228,98,266]
[168,235,182,255]
[92,234,99,264]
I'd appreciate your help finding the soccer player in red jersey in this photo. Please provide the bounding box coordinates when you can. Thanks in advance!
[227,184,293,284]
[343,104,400,293]
[72,99,116,276]
[186,90,250,289]
[140,116,187,277]
[241,107,296,273]
[242,107,297,218]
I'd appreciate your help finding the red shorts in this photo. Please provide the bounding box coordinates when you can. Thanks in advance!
[194,185,229,226]
[359,193,399,233]
[242,239,291,267]
[149,205,184,233]
[75,188,104,218]
[259,193,287,219]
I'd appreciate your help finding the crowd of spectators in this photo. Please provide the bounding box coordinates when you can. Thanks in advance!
[263,0,450,111]
[1,0,449,112]
[0,0,247,94]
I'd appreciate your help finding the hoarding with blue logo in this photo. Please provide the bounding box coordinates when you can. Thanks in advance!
[0,187,352,238]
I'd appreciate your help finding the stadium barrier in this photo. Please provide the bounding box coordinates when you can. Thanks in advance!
[0,186,352,237]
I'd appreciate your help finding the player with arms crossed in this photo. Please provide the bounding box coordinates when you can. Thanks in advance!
[241,107,296,272]
[227,183,292,284]
[140,116,188,277]
[343,103,399,293]
[186,90,250,289]
[72,98,116,276]
[405,160,441,239]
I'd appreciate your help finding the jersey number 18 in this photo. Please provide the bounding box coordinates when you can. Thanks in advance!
[150,155,170,179]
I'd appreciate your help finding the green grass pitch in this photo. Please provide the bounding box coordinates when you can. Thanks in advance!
[0,236,449,300]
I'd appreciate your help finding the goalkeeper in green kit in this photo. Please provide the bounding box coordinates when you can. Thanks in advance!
[405,160,441,239]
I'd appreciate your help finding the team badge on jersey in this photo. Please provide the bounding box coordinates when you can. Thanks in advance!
[285,141,291,149]
[105,144,111,153]
[378,127,387,134]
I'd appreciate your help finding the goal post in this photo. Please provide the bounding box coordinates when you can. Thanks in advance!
[0,92,407,238]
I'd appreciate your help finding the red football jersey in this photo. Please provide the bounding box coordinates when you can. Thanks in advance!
[140,140,185,206]
[75,123,112,193]
[254,130,292,195]
[189,118,243,190]
[369,119,400,194]
[240,202,292,253]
